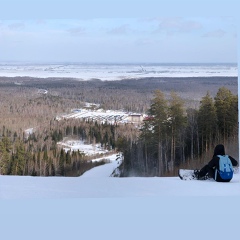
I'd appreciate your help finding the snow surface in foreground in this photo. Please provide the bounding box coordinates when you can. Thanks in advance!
[0,154,239,199]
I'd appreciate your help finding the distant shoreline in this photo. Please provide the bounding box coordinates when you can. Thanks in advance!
[0,75,238,81]
[0,63,237,80]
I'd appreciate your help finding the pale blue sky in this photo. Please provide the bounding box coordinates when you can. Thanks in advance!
[0,0,239,63]
[0,17,237,63]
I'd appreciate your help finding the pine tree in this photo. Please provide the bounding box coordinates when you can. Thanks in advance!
[214,87,238,142]
[168,92,186,171]
[43,150,49,176]
[198,92,217,152]
[139,117,155,175]
[0,137,12,175]
[59,149,65,176]
[186,108,199,159]
[227,94,238,137]
[32,153,37,176]
[148,90,168,176]
[37,151,41,175]
[11,140,26,175]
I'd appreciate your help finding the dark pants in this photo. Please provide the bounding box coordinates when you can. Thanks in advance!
[199,165,214,179]
[199,164,232,182]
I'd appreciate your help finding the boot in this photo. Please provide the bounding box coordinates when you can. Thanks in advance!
[193,170,200,179]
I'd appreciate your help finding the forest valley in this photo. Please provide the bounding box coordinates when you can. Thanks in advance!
[0,76,238,177]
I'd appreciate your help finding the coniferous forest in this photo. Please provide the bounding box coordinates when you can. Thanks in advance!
[0,119,137,176]
[119,87,238,177]
[0,76,238,177]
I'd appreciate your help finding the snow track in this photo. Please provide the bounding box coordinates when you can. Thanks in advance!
[0,162,239,199]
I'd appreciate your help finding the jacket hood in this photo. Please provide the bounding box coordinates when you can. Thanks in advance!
[213,144,225,157]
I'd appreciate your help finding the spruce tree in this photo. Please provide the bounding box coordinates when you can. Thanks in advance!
[198,92,217,152]
[0,137,12,175]
[59,149,66,176]
[186,108,199,159]
[214,87,238,142]
[168,92,186,170]
[11,140,26,175]
[148,90,168,176]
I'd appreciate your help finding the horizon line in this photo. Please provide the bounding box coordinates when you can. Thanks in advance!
[0,61,238,65]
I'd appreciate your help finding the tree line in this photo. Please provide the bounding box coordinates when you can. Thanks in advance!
[0,119,138,176]
[0,76,237,135]
[0,76,238,177]
[119,87,238,177]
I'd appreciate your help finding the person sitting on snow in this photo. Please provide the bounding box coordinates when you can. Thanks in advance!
[194,144,238,182]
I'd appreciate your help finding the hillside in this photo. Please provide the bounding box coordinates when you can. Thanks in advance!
[1,156,239,199]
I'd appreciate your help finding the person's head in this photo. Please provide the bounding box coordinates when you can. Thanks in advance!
[213,144,225,157]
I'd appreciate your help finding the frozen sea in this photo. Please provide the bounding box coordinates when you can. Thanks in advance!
[0,62,237,80]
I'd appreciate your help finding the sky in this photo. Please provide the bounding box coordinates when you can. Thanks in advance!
[0,17,237,63]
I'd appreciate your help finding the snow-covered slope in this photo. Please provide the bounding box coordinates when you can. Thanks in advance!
[0,155,239,199]
[0,155,239,240]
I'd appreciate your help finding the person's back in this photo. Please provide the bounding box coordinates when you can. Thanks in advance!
[196,144,238,182]
[212,154,235,182]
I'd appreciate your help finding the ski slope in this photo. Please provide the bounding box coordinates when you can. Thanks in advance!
[0,149,239,240]
[0,154,239,199]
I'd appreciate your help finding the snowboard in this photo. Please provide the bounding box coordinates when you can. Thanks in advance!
[178,169,199,180]
[179,167,238,180]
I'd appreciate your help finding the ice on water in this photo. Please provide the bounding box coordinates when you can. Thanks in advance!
[0,63,237,80]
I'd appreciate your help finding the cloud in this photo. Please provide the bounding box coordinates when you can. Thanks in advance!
[8,22,25,30]
[151,17,203,36]
[202,29,226,38]
[220,16,236,24]
[107,24,130,35]
[154,18,202,34]
[67,26,85,35]
[135,38,160,46]
[35,19,47,25]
